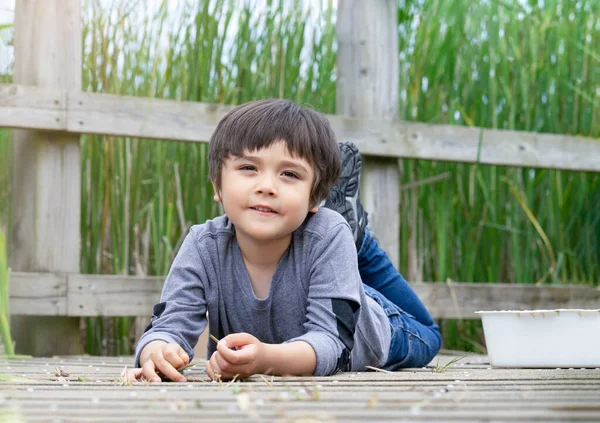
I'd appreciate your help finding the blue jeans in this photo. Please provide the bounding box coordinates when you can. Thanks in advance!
[359,229,442,369]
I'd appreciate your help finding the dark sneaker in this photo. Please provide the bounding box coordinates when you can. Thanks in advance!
[322,142,368,250]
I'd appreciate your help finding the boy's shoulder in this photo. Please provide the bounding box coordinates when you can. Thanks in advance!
[188,214,235,244]
[297,208,350,242]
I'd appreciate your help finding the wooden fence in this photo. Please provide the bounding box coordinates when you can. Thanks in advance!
[1,0,599,355]
[3,82,600,317]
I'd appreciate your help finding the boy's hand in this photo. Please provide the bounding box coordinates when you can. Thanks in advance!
[206,333,264,381]
[128,340,190,383]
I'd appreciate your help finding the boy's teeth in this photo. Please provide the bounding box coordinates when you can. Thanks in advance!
[254,207,272,212]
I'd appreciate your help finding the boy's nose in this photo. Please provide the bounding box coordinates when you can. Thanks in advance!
[255,174,277,196]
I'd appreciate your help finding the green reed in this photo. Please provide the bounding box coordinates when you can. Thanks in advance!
[0,117,12,355]
[0,230,13,357]
[398,0,599,285]
[397,0,599,350]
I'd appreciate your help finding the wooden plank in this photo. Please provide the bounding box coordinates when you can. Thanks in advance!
[361,158,401,268]
[10,132,81,271]
[0,84,65,130]
[2,84,600,172]
[5,398,600,410]
[7,272,66,315]
[8,273,600,318]
[66,90,232,142]
[67,274,162,316]
[336,0,401,267]
[9,0,83,356]
[0,353,598,423]
[412,282,600,319]
[4,388,600,402]
[329,117,600,173]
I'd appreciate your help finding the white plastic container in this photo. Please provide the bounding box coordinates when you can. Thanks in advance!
[476,309,600,367]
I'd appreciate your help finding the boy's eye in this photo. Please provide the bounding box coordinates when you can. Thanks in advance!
[239,165,256,171]
[282,171,299,179]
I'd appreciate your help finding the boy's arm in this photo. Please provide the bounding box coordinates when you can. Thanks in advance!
[135,230,208,367]
[283,222,362,376]
[259,341,316,375]
[207,334,316,379]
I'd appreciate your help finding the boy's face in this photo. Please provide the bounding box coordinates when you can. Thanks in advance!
[213,140,318,244]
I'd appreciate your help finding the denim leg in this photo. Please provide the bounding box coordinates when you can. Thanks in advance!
[364,285,441,370]
[358,229,435,326]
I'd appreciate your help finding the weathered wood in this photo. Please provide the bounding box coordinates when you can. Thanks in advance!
[1,355,599,422]
[361,158,401,268]
[412,282,600,319]
[7,272,66,315]
[336,0,401,268]
[9,0,83,356]
[8,273,600,318]
[0,84,65,130]
[67,274,162,317]
[66,90,232,142]
[3,84,600,172]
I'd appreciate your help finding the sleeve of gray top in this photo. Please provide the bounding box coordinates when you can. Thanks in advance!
[285,223,362,376]
[134,230,208,367]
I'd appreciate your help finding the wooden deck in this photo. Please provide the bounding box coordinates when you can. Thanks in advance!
[1,352,599,422]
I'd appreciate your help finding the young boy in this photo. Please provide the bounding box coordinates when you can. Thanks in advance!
[130,99,441,383]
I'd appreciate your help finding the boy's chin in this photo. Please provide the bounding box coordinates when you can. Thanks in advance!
[237,228,292,242]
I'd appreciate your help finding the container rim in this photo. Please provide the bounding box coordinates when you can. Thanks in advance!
[475,309,600,314]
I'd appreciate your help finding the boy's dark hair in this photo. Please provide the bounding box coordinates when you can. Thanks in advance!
[209,99,340,207]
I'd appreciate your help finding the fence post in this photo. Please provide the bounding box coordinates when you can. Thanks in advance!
[10,0,83,355]
[336,0,400,268]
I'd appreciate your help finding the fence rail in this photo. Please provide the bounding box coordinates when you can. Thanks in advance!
[8,272,600,319]
[2,84,600,172]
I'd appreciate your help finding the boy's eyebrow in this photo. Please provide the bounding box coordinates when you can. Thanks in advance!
[280,160,310,174]
[233,155,310,174]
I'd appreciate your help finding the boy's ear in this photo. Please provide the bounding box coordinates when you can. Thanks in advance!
[211,181,221,202]
[309,204,319,213]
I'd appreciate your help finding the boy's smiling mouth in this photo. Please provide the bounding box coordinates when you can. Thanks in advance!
[250,205,278,214]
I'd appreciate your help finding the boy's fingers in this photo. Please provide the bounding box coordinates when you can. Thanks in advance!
[178,349,190,366]
[215,349,237,371]
[141,360,162,383]
[206,360,224,381]
[207,359,218,380]
[163,344,187,369]
[217,339,253,365]
[222,332,255,349]
[208,353,241,381]
[127,368,143,382]
[154,354,187,382]
[208,352,224,380]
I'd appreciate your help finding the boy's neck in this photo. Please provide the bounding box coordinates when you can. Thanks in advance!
[235,232,292,268]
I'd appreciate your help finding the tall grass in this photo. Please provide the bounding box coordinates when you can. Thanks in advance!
[397,0,599,284]
[0,130,10,229]
[397,0,599,349]
[0,0,597,354]
[0,230,13,357]
[0,88,12,356]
